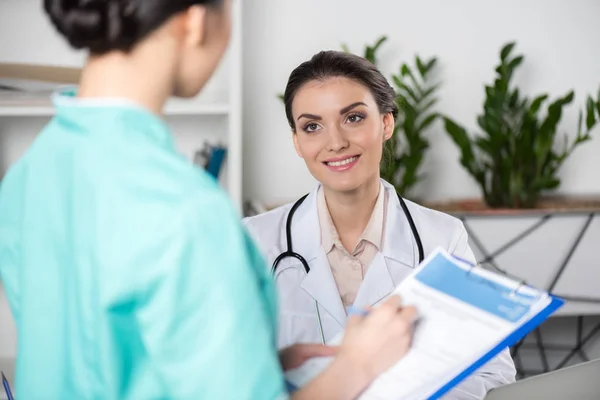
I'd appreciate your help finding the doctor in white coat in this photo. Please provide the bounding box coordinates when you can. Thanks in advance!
[244,50,516,399]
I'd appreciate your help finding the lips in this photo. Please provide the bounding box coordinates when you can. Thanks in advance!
[325,156,359,167]
[323,155,360,171]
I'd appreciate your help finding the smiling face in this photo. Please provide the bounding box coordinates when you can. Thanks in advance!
[291,76,395,194]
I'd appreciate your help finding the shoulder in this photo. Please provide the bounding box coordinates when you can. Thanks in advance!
[400,197,468,253]
[243,202,292,232]
[402,198,465,233]
[178,176,241,236]
[242,201,294,258]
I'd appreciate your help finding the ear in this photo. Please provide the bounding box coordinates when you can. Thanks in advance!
[182,5,208,47]
[292,132,304,158]
[382,112,395,141]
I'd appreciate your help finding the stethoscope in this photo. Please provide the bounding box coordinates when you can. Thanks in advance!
[271,191,424,344]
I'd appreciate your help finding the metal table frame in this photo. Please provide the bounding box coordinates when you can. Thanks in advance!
[455,209,600,379]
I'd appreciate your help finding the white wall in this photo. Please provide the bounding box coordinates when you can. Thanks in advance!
[2,1,599,213]
[242,0,600,206]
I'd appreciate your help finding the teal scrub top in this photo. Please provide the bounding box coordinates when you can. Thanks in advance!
[0,90,288,400]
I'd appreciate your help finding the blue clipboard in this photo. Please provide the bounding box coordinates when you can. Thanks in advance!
[429,295,564,399]
[283,250,564,399]
[425,253,565,399]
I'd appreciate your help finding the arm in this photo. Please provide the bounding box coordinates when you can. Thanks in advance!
[135,192,287,400]
[446,223,517,399]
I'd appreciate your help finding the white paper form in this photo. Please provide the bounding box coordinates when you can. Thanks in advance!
[285,248,561,400]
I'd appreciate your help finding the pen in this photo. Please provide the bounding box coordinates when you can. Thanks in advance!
[1,372,13,400]
[347,306,370,317]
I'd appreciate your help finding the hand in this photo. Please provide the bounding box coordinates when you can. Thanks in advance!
[338,295,417,382]
[279,343,339,371]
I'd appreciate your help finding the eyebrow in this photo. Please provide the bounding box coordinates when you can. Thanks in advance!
[340,101,367,114]
[296,101,368,121]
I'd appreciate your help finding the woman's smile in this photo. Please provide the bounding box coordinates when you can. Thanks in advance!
[323,154,361,172]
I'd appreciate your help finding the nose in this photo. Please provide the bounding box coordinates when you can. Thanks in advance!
[327,126,349,152]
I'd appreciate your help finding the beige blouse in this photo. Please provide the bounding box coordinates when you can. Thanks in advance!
[316,182,388,310]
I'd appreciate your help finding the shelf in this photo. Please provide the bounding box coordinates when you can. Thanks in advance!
[0,95,230,117]
[164,100,229,116]
[0,104,55,116]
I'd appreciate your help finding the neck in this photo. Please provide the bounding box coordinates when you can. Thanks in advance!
[323,176,381,251]
[77,43,176,115]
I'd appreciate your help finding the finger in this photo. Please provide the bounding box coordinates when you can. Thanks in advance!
[346,313,364,330]
[369,294,403,322]
[382,294,403,311]
[399,305,418,323]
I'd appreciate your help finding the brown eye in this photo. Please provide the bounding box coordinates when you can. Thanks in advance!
[346,113,364,123]
[304,122,321,133]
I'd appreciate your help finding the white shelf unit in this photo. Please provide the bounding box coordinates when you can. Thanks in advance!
[0,0,243,213]
[0,101,231,118]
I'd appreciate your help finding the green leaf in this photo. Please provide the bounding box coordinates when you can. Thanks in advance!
[425,58,437,74]
[393,77,420,103]
[577,134,592,144]
[401,64,411,77]
[534,176,561,190]
[500,42,516,61]
[416,56,425,77]
[365,48,376,64]
[507,55,524,72]
[443,117,478,172]
[529,94,548,115]
[372,35,388,52]
[474,136,497,158]
[586,96,597,130]
[340,43,350,53]
[416,113,438,132]
[421,83,441,102]
[418,98,438,115]
[563,91,575,104]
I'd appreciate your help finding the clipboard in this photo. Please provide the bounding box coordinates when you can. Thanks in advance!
[413,250,564,399]
[284,248,565,400]
[428,254,564,399]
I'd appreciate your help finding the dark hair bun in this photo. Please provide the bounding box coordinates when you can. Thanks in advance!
[44,0,139,53]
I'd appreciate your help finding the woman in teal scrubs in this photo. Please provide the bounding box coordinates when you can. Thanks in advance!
[0,1,416,399]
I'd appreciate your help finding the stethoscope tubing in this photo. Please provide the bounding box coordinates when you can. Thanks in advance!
[271,190,424,345]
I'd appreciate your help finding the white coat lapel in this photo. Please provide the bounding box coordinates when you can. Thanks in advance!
[301,249,347,327]
[381,180,419,268]
[280,185,347,327]
[353,180,422,308]
[353,252,395,308]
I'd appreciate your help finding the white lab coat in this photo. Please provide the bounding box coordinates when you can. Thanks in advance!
[243,179,516,399]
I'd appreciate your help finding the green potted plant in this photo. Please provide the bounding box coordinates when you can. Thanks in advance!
[383,53,439,198]
[436,45,600,370]
[442,41,600,210]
